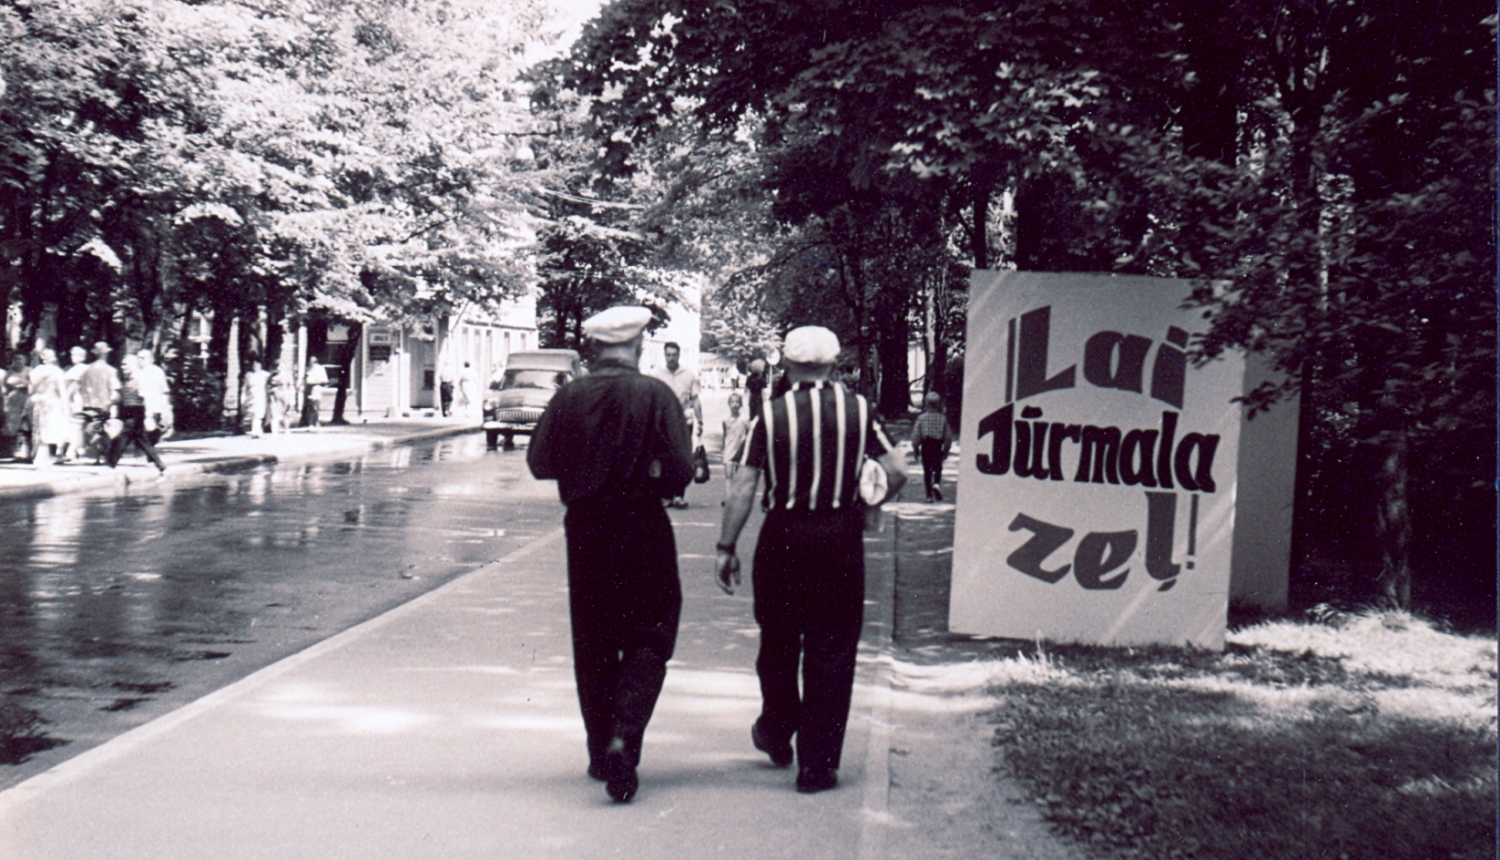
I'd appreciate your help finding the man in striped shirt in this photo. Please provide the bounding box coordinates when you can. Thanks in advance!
[714,326,906,794]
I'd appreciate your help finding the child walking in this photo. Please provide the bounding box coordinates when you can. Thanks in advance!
[911,391,954,502]
[721,391,750,504]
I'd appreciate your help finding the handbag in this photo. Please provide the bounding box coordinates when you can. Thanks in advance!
[692,445,711,483]
[858,456,888,506]
[858,457,889,532]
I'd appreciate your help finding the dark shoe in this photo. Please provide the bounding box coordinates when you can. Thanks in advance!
[602,741,637,803]
[796,766,838,794]
[751,722,793,768]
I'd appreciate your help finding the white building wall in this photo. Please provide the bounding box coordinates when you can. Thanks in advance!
[354,291,539,419]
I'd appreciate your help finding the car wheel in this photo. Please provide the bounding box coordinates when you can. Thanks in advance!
[485,429,500,450]
[502,433,516,451]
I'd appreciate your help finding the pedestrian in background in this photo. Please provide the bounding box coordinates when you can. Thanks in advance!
[77,342,120,463]
[527,305,693,804]
[912,391,954,502]
[455,360,477,419]
[745,358,767,405]
[2,354,30,460]
[270,365,297,434]
[650,341,701,509]
[135,349,173,444]
[108,353,166,475]
[243,359,271,438]
[26,349,68,469]
[62,346,89,462]
[720,391,749,505]
[302,359,328,430]
[769,361,791,399]
[437,352,455,417]
[714,325,905,794]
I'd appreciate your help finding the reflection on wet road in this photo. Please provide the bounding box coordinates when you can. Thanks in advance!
[0,434,559,787]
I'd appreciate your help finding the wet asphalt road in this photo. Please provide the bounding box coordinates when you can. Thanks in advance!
[0,433,561,789]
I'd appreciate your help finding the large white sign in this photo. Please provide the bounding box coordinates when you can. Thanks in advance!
[952,272,1250,649]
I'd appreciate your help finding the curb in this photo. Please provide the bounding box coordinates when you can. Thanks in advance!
[856,515,899,860]
[176,424,480,477]
[0,425,480,502]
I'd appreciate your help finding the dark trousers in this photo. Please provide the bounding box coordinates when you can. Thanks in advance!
[919,440,946,497]
[107,404,166,471]
[302,386,323,427]
[564,501,682,769]
[145,414,165,446]
[752,508,865,771]
[81,408,109,460]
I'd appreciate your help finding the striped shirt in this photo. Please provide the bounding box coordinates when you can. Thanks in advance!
[740,380,893,512]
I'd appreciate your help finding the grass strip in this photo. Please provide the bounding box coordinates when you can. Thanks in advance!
[988,615,1496,860]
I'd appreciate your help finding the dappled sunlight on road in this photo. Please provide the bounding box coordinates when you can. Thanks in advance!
[656,667,761,717]
[471,714,583,732]
[254,682,437,735]
[395,664,521,675]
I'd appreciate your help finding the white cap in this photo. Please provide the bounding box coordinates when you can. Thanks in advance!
[582,306,652,344]
[782,326,840,365]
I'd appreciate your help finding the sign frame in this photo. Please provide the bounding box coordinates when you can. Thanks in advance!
[950,271,1295,649]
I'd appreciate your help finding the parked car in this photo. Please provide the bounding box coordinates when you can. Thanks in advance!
[481,349,582,450]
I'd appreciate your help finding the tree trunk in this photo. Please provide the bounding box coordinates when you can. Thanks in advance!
[924,270,937,395]
[876,287,911,417]
[172,303,196,383]
[554,305,570,348]
[927,264,952,417]
[222,315,241,430]
[276,320,297,379]
[838,242,879,403]
[1375,432,1413,609]
[1013,175,1049,271]
[331,323,363,425]
[970,182,990,269]
[1179,3,1241,165]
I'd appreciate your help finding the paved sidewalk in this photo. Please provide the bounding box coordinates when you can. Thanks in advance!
[0,417,478,501]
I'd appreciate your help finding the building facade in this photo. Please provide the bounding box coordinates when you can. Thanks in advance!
[331,294,539,420]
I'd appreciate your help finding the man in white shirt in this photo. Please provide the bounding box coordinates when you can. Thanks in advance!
[135,349,172,443]
[649,342,701,508]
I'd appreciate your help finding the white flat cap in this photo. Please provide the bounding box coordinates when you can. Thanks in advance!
[782,326,840,364]
[582,305,652,344]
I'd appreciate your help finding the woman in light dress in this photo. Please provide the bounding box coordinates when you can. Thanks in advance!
[27,349,70,468]
[243,359,271,437]
[454,361,477,419]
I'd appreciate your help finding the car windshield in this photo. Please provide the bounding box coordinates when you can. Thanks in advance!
[493,369,567,391]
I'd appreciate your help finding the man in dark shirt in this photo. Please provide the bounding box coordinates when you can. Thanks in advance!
[714,325,906,794]
[527,305,693,804]
[107,352,166,475]
[744,358,767,406]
